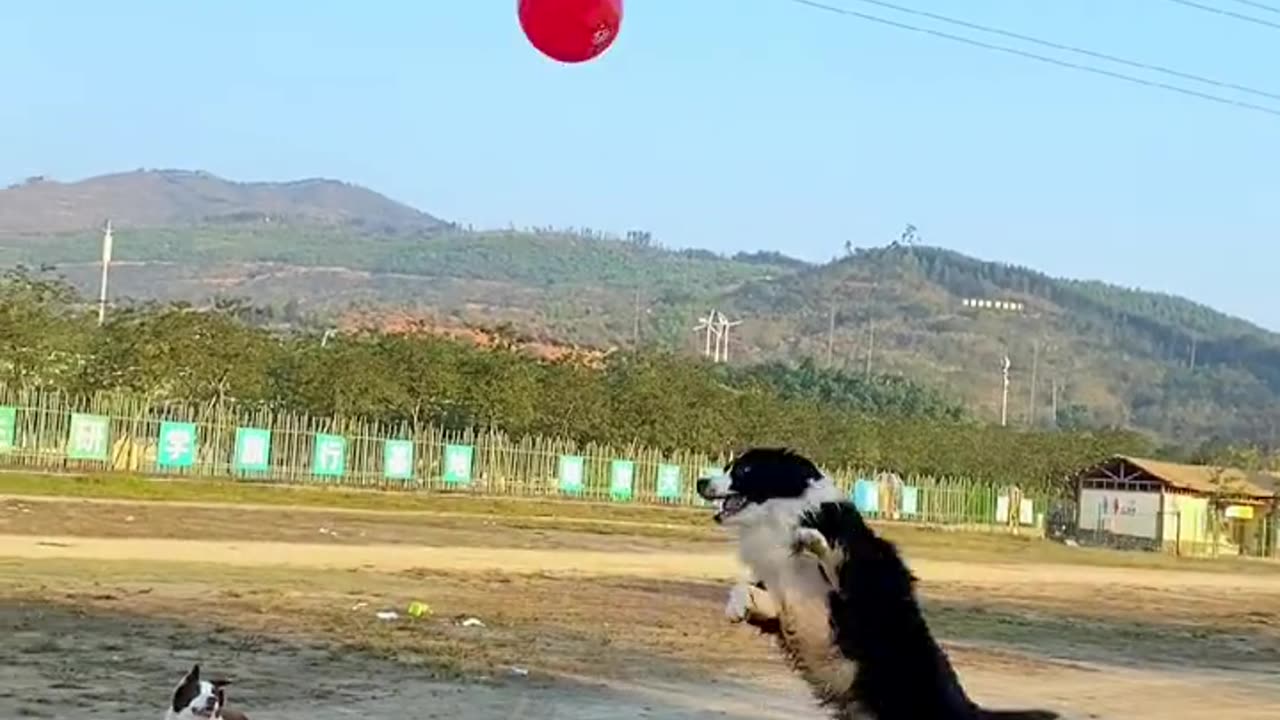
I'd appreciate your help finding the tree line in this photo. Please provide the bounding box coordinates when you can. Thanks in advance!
[0,267,1156,488]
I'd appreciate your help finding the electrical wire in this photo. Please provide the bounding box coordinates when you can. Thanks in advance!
[783,0,1280,119]
[837,0,1280,103]
[1162,0,1280,30]
[1226,0,1280,15]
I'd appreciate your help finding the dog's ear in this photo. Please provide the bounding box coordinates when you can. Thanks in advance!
[211,677,233,688]
[172,664,202,711]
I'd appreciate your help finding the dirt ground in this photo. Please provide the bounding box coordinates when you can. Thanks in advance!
[1,496,1278,719]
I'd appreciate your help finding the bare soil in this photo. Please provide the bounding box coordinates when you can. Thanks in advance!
[1,497,1278,719]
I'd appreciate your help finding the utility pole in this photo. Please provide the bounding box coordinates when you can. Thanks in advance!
[864,318,875,378]
[632,287,642,348]
[1027,340,1039,427]
[1188,337,1197,371]
[826,303,837,368]
[1000,355,1011,427]
[1050,378,1059,427]
[97,220,113,326]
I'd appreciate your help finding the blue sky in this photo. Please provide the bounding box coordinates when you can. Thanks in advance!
[3,1,1277,327]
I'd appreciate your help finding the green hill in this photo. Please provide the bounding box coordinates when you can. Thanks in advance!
[1,170,1274,449]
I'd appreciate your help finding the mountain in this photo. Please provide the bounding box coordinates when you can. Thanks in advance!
[0,169,444,235]
[1,169,1275,448]
[714,245,1280,445]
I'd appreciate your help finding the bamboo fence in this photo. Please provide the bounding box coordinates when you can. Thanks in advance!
[0,385,1045,528]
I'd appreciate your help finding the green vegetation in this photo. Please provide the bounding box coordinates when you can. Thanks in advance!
[0,268,1149,488]
[0,225,796,296]
[721,245,1280,447]
[4,171,1277,448]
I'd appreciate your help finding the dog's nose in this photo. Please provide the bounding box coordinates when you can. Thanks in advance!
[695,478,710,496]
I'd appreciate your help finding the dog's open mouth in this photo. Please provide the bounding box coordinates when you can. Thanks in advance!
[714,494,749,523]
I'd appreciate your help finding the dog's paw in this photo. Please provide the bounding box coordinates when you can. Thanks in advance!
[724,582,753,623]
[791,526,832,559]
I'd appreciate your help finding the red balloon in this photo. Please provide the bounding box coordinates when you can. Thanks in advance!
[518,0,623,64]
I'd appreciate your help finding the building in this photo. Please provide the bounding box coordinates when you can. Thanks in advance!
[1075,455,1278,558]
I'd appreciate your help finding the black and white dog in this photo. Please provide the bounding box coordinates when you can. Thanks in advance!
[165,664,250,720]
[697,448,1059,720]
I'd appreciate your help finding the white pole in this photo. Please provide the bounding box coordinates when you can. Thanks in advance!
[1000,355,1011,427]
[97,220,113,326]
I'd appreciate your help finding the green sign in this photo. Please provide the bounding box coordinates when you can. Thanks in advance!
[656,463,682,501]
[384,440,415,481]
[442,444,474,485]
[558,454,585,494]
[697,465,721,506]
[233,427,272,473]
[609,459,635,502]
[67,413,110,461]
[0,406,15,453]
[312,433,347,477]
[156,421,197,468]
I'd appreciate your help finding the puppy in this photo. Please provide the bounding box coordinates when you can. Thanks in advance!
[166,664,250,720]
[697,448,1059,720]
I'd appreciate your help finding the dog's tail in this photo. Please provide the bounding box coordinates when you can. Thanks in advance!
[978,710,1060,720]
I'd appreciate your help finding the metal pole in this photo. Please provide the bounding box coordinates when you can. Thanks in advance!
[864,319,875,377]
[96,220,113,326]
[826,303,836,367]
[1028,341,1039,427]
[1000,355,1011,427]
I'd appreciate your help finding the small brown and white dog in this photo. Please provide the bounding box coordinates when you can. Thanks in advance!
[165,664,250,720]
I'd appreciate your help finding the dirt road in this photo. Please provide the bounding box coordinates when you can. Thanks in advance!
[4,533,1279,592]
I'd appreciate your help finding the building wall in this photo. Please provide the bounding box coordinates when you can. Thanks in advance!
[1078,487,1162,539]
[1160,493,1211,549]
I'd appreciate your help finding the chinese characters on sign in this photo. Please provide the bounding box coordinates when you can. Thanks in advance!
[234,427,272,473]
[656,463,681,501]
[558,454,585,494]
[384,440,415,481]
[312,434,347,477]
[442,444,473,485]
[67,413,110,461]
[609,459,634,502]
[157,421,197,469]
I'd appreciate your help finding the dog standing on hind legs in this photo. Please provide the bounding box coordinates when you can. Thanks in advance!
[697,448,1060,720]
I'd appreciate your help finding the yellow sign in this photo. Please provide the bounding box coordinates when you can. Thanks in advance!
[1224,505,1254,520]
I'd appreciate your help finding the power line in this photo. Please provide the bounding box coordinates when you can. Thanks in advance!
[783,0,1280,119]
[1162,0,1280,29]
[838,0,1280,103]
[1227,0,1280,15]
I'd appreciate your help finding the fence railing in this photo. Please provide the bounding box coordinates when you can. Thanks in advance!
[0,385,1047,529]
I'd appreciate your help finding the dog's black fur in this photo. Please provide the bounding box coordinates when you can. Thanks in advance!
[793,501,1059,720]
[704,447,1059,720]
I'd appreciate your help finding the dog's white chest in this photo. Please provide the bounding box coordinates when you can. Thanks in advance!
[736,521,830,600]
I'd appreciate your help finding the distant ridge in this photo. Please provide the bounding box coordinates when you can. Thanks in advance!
[0,169,445,235]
